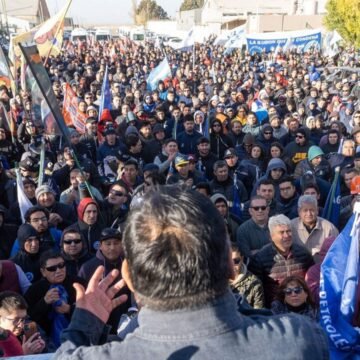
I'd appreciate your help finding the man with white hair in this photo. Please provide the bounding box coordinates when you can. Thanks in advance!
[291,195,338,259]
[250,214,314,307]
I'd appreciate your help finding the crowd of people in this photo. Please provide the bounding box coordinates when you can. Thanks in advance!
[0,34,358,357]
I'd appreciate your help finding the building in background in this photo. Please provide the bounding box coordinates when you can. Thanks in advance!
[177,0,327,33]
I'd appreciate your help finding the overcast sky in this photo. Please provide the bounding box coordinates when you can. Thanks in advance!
[47,0,183,26]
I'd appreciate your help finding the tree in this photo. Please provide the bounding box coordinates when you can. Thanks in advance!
[324,0,360,48]
[135,0,169,25]
[180,0,205,11]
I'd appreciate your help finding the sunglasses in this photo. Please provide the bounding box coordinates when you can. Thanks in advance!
[264,132,272,135]
[296,135,304,139]
[283,286,304,295]
[45,262,66,272]
[110,190,125,197]
[251,206,267,211]
[233,258,242,265]
[63,239,82,245]
[213,124,221,127]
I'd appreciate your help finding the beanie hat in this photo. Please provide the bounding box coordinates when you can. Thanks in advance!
[308,146,324,161]
[77,198,98,221]
[35,185,56,200]
[210,193,228,206]
[17,224,38,250]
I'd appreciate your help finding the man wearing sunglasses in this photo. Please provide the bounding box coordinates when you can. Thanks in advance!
[284,128,313,172]
[25,250,85,347]
[61,229,92,278]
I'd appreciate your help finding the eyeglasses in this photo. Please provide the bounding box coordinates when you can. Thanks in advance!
[283,286,304,295]
[250,206,267,211]
[30,216,47,223]
[110,190,126,197]
[296,135,304,139]
[63,239,82,245]
[44,262,66,272]
[232,258,242,265]
[2,316,27,325]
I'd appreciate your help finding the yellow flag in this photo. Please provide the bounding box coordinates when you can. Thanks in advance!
[9,0,71,67]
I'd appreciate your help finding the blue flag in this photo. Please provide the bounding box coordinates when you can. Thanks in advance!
[230,174,242,218]
[98,65,112,121]
[322,168,341,228]
[320,213,360,359]
[147,58,171,91]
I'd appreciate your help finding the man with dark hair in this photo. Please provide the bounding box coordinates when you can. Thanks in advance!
[25,250,85,347]
[0,291,45,356]
[276,176,299,219]
[78,228,130,333]
[11,206,62,256]
[196,136,218,180]
[55,187,328,359]
[177,115,202,155]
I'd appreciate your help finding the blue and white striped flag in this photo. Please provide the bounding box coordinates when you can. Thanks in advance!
[146,57,171,91]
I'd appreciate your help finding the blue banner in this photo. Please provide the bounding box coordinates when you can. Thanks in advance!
[246,30,321,54]
[320,214,360,359]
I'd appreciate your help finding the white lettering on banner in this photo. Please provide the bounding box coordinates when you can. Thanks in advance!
[319,275,352,351]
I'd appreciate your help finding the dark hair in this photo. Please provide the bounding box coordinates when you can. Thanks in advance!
[123,186,230,310]
[194,182,211,196]
[183,114,194,123]
[125,133,141,149]
[144,172,166,186]
[25,206,50,222]
[275,275,315,308]
[40,250,64,269]
[124,158,139,170]
[164,138,178,146]
[278,176,295,186]
[257,179,275,189]
[0,291,28,312]
[302,183,320,194]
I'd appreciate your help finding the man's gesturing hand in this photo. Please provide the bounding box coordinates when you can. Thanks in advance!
[73,266,128,323]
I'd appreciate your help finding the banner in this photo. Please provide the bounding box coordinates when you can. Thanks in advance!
[9,0,71,67]
[0,46,12,89]
[320,212,360,359]
[146,57,171,91]
[246,29,321,54]
[16,170,34,223]
[63,83,86,133]
[19,44,71,144]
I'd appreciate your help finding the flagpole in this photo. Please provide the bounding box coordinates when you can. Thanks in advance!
[43,0,73,67]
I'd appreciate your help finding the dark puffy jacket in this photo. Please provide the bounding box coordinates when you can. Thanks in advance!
[209,177,248,205]
[177,131,202,155]
[249,243,314,307]
[78,249,131,334]
[294,158,332,182]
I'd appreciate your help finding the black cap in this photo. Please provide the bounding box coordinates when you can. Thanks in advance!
[100,228,122,242]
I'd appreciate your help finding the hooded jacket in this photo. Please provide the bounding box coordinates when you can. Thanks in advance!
[11,224,41,283]
[60,227,93,277]
[66,198,104,255]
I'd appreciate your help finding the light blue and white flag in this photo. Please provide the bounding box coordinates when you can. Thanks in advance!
[16,169,33,223]
[146,57,171,91]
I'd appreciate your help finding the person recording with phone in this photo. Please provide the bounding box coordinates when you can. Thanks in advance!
[0,291,45,356]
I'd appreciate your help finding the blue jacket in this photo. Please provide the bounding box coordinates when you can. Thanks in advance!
[11,227,62,257]
[55,290,329,359]
[177,131,202,155]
